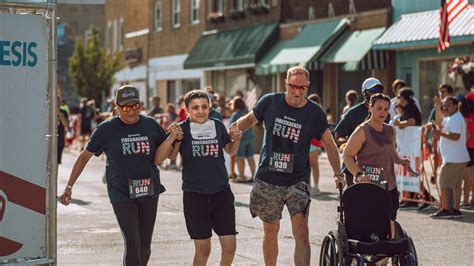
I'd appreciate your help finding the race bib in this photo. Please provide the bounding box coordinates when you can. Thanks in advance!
[362,165,385,183]
[128,178,154,199]
[269,152,294,173]
[190,120,217,140]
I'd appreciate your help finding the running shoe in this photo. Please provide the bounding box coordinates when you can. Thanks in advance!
[418,203,432,211]
[450,209,463,219]
[311,187,321,196]
[430,209,454,219]
[399,201,418,209]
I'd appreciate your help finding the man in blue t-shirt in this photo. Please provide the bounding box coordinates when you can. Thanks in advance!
[234,66,345,265]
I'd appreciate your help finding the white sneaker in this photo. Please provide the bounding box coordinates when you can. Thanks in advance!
[311,187,321,196]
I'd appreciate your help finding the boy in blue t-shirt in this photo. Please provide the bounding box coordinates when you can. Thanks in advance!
[169,90,242,265]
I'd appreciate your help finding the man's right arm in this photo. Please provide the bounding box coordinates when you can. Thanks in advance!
[235,110,258,132]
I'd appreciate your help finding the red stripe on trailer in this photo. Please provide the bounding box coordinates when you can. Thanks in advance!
[0,236,23,256]
[0,171,46,215]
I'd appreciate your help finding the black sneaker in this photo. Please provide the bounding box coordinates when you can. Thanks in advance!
[400,202,418,209]
[451,209,463,219]
[418,203,432,211]
[430,209,453,219]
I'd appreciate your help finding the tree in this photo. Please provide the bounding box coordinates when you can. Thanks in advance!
[69,25,122,106]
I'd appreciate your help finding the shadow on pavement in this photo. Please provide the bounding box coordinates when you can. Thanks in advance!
[235,201,250,208]
[311,192,338,201]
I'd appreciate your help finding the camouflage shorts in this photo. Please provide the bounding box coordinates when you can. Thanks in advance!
[249,178,311,224]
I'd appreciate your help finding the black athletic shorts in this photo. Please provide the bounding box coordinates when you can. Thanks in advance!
[183,187,237,239]
[389,188,400,221]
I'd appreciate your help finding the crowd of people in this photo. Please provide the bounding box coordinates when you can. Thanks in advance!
[56,65,473,265]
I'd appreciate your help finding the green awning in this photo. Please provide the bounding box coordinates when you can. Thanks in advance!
[183,22,278,69]
[320,27,386,71]
[256,18,349,75]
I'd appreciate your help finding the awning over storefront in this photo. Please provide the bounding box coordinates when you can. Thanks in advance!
[373,7,474,50]
[256,18,349,75]
[320,27,387,71]
[183,22,278,70]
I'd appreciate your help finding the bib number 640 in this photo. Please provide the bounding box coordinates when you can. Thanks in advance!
[135,186,148,194]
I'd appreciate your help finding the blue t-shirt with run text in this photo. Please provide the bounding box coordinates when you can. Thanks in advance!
[178,118,231,194]
[253,93,328,186]
[86,115,167,203]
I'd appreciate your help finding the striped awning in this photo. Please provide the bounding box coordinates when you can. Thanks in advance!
[373,6,474,50]
[320,27,389,71]
[255,18,349,75]
[357,50,390,71]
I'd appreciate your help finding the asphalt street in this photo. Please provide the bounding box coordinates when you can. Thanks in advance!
[57,150,474,265]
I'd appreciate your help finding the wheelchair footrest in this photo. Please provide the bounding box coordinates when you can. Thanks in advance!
[348,238,409,255]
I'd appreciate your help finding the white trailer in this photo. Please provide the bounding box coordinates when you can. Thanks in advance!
[0,1,57,265]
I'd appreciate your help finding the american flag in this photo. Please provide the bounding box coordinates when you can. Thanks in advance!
[438,0,470,52]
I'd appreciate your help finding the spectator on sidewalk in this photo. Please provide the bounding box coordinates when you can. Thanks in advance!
[229,96,256,183]
[147,96,164,117]
[341,90,358,119]
[308,93,324,196]
[388,79,421,118]
[431,96,469,219]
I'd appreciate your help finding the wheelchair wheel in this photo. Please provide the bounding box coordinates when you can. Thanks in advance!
[394,221,418,266]
[319,230,344,266]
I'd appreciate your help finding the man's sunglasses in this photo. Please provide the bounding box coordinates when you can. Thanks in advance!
[367,85,384,94]
[119,102,142,112]
[286,82,308,91]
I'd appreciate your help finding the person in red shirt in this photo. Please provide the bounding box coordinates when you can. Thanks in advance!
[460,92,474,208]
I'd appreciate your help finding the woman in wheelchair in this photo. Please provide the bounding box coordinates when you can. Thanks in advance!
[318,93,417,265]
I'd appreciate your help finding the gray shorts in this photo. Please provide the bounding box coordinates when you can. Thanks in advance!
[249,178,311,224]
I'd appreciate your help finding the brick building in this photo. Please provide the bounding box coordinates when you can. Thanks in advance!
[184,0,392,118]
[107,0,392,117]
[106,0,207,108]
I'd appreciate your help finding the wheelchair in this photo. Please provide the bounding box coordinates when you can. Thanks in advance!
[319,182,418,265]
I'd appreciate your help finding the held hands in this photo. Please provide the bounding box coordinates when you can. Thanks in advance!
[60,188,72,206]
[168,123,183,141]
[229,122,242,142]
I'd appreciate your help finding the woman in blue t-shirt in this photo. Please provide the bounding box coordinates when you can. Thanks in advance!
[60,85,183,266]
[169,90,242,266]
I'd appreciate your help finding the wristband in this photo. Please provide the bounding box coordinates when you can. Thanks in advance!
[66,185,73,190]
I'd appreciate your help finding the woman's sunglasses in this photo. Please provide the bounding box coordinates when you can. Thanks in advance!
[119,102,142,112]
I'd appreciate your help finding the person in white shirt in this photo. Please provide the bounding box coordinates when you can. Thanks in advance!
[431,96,470,219]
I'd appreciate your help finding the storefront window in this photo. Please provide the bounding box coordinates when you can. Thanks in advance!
[419,58,465,118]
